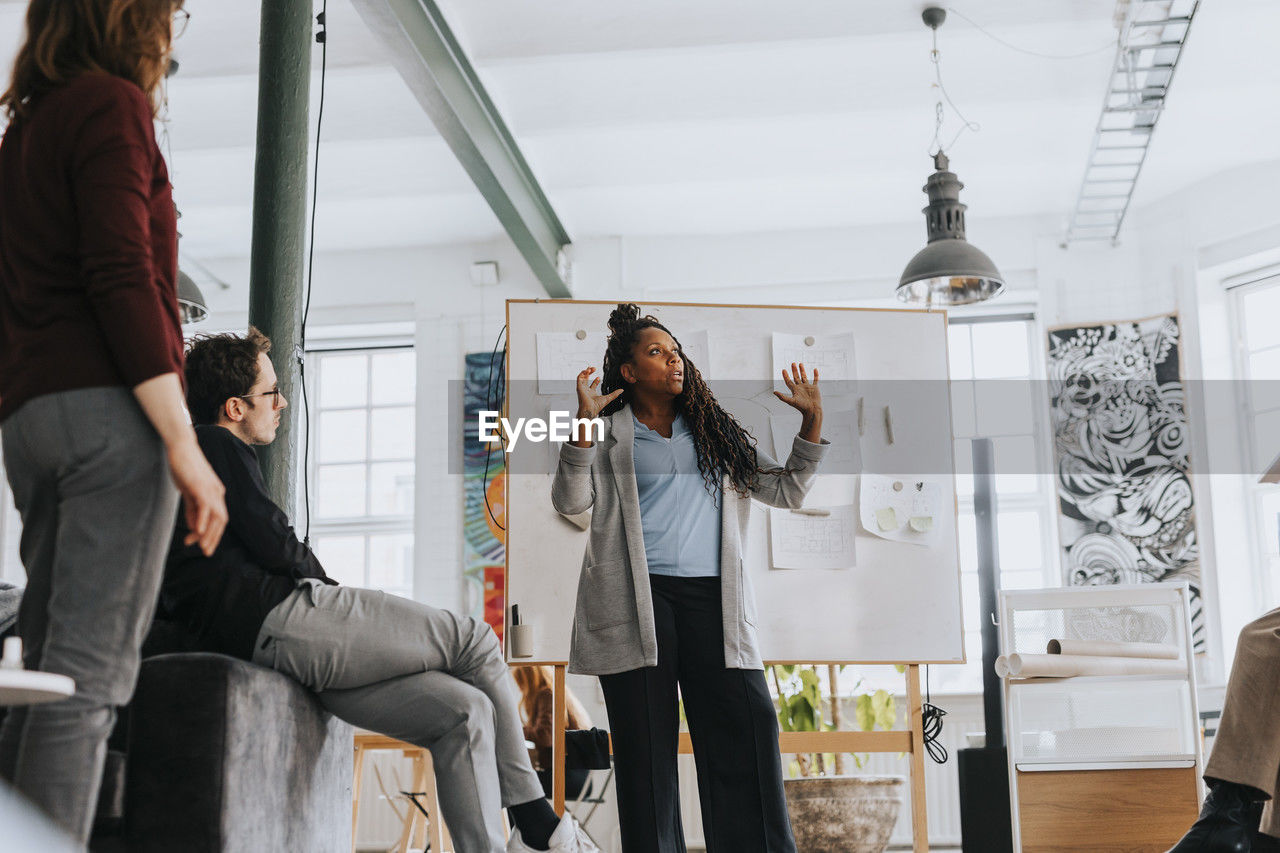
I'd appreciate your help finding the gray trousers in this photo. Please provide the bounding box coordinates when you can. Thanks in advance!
[0,387,179,845]
[253,580,544,853]
[1205,607,1280,837]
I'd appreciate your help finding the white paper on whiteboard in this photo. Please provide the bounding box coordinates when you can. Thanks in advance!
[677,329,711,380]
[859,474,943,546]
[770,410,860,475]
[768,505,857,569]
[536,332,607,396]
[771,332,856,410]
[772,331,855,384]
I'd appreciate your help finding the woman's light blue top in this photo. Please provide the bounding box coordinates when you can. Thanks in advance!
[632,413,722,577]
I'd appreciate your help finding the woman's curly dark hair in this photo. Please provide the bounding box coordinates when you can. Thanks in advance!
[600,303,776,499]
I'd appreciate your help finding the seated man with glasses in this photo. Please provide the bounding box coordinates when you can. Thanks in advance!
[161,328,595,853]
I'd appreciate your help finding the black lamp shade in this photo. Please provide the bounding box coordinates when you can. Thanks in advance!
[897,152,1005,306]
[177,269,209,325]
[897,239,1005,306]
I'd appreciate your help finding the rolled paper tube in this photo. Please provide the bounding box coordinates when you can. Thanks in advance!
[1003,653,1184,678]
[994,655,1011,678]
[1046,639,1179,660]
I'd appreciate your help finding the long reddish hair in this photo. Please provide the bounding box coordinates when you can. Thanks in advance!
[1,0,181,120]
[512,666,590,730]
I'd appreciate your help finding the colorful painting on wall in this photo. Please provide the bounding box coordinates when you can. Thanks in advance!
[463,351,506,642]
[1047,314,1203,651]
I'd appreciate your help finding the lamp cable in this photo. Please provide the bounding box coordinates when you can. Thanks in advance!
[947,7,1118,61]
[922,665,948,764]
[300,1,328,544]
[482,324,508,532]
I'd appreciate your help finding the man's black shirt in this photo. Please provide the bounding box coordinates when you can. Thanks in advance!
[162,424,335,660]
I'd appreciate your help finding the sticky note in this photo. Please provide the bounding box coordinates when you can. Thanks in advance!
[909,516,933,533]
[875,507,898,531]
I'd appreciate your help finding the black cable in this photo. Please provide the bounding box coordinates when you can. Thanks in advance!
[300,1,328,544]
[481,325,507,532]
[922,665,948,764]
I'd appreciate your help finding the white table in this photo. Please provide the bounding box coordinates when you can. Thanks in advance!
[0,668,74,705]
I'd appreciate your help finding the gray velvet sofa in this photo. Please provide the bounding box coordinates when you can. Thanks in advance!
[1,614,354,852]
[121,652,354,852]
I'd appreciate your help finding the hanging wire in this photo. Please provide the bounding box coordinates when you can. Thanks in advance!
[947,7,1118,61]
[922,665,949,764]
[929,25,980,156]
[481,324,508,532]
[300,1,329,544]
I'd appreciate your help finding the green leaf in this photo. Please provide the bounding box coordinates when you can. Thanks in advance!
[855,693,874,731]
[873,689,897,730]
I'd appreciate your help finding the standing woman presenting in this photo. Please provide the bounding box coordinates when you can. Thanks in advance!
[552,304,828,852]
[0,0,226,841]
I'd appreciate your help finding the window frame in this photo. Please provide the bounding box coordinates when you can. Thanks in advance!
[1226,271,1280,609]
[936,312,1060,694]
[303,343,417,597]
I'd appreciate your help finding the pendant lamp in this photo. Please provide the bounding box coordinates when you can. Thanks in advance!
[896,8,1005,307]
[177,269,209,325]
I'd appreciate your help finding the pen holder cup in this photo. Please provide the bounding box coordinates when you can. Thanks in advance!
[509,624,534,658]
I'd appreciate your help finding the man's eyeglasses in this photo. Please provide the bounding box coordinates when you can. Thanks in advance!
[238,389,283,409]
[173,8,190,39]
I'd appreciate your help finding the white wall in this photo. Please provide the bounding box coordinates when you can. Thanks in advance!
[182,156,1271,688]
[2,158,1277,688]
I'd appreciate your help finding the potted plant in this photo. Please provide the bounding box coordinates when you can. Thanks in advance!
[772,665,907,853]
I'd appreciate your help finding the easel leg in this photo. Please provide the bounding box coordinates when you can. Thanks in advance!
[553,664,567,814]
[351,744,365,853]
[907,665,929,853]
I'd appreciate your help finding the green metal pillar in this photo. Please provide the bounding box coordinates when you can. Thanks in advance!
[248,0,312,510]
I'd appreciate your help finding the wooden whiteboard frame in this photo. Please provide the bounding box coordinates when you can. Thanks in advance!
[503,298,966,666]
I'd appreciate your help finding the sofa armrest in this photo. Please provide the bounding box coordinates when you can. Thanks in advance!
[124,653,353,853]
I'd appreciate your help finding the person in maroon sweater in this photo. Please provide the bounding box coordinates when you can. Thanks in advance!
[0,0,225,842]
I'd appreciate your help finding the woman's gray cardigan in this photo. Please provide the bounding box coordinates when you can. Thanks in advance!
[551,405,830,676]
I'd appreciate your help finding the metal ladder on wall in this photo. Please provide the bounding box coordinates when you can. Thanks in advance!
[1065,0,1201,245]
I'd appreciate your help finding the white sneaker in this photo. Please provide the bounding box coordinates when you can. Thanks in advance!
[506,813,600,853]
[545,813,600,853]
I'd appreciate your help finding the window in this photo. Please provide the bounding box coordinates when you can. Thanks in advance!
[305,347,416,597]
[0,459,21,585]
[1229,273,1280,605]
[936,317,1059,693]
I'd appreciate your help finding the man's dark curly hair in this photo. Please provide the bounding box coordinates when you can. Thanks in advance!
[184,327,272,425]
[600,303,779,499]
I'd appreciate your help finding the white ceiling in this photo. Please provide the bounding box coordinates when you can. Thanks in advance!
[1,0,1275,265]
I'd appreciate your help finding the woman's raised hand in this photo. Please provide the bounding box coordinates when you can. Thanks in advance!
[774,362,822,415]
[575,367,623,420]
[776,362,824,443]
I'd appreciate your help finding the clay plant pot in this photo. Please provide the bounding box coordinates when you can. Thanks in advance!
[783,775,906,853]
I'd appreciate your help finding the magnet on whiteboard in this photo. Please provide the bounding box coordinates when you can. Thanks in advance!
[804,336,815,346]
[575,330,587,340]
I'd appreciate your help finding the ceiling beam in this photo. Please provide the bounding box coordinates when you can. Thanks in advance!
[350,0,572,297]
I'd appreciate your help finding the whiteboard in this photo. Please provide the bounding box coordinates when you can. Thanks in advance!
[503,300,964,664]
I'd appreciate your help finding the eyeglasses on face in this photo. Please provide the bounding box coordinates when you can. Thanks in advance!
[238,388,283,409]
[172,8,190,39]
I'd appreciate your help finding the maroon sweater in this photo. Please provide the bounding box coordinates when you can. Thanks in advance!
[0,73,183,422]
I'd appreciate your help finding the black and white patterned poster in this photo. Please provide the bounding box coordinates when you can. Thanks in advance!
[1047,314,1203,651]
